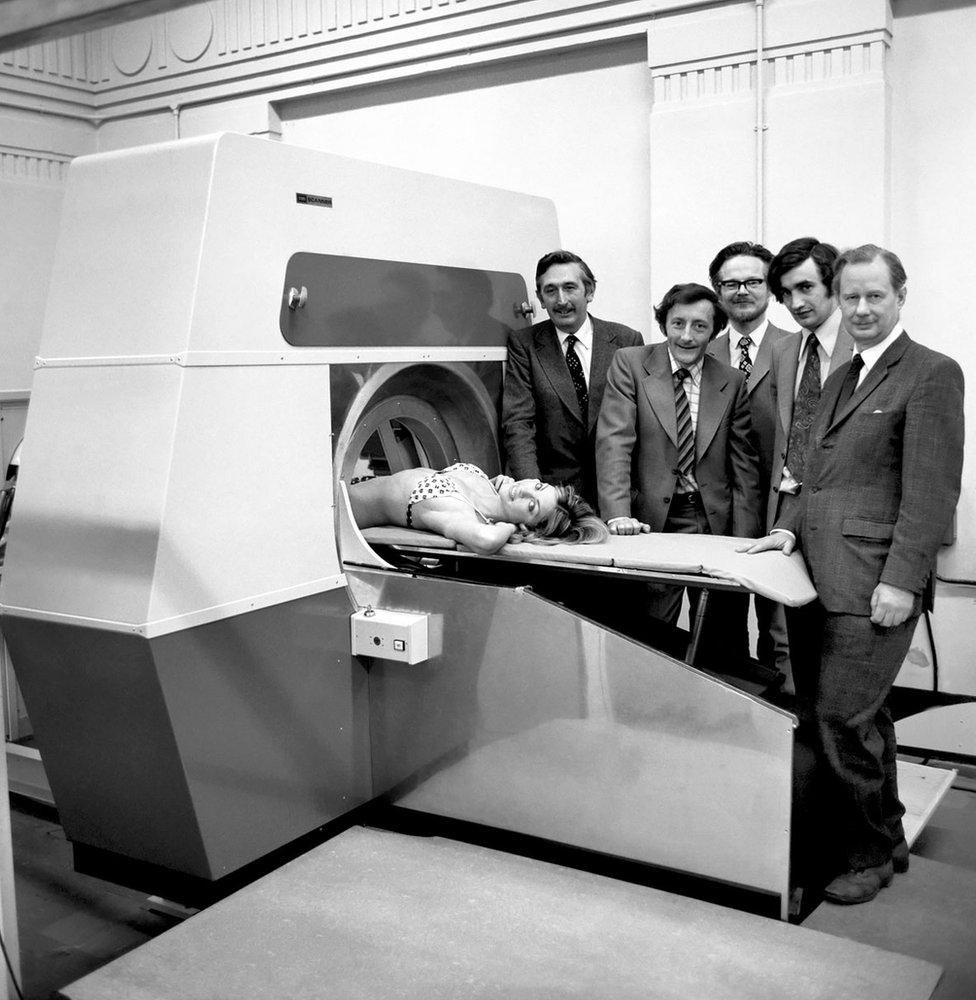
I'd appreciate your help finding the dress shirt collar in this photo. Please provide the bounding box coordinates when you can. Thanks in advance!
[854,322,904,377]
[730,318,768,353]
[802,307,841,359]
[667,350,703,385]
[557,314,593,351]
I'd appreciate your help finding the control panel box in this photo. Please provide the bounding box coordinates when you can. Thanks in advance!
[350,608,429,664]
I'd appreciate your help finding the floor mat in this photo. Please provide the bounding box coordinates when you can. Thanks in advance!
[63,827,941,1000]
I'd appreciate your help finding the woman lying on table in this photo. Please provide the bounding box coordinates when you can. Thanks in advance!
[349,462,608,555]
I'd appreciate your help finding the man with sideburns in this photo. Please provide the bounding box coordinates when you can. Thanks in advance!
[502,250,642,514]
[597,282,762,663]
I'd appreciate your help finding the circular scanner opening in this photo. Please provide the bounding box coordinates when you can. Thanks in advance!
[334,363,500,487]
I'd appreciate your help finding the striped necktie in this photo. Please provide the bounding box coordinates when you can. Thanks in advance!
[674,368,695,489]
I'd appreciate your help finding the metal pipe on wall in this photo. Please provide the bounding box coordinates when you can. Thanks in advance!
[754,0,767,244]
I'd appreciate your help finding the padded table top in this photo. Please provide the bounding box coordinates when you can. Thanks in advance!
[361,527,817,607]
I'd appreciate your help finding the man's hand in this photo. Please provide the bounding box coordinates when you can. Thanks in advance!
[737,532,795,555]
[608,517,651,535]
[870,582,915,628]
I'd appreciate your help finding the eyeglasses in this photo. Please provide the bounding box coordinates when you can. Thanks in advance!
[717,278,766,292]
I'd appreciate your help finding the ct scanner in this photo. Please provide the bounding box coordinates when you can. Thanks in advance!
[0,133,878,928]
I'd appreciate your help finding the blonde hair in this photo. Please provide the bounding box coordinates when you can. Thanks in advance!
[514,485,609,545]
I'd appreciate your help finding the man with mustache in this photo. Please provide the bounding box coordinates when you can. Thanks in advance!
[503,250,642,514]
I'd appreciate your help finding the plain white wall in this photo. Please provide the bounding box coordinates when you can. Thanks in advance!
[891,0,976,579]
[281,39,654,339]
[0,182,64,393]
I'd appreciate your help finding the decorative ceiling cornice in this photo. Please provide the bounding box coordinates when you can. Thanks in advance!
[0,0,707,122]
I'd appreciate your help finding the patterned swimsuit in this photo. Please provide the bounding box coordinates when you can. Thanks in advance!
[406,463,495,528]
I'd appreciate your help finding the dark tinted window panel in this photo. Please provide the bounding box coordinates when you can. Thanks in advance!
[280,253,531,348]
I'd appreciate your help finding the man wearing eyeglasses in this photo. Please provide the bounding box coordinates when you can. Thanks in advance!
[707,242,793,682]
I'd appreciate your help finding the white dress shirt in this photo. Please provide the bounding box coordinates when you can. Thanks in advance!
[728,318,769,370]
[557,315,593,386]
[853,323,904,385]
[667,350,703,431]
[795,308,842,397]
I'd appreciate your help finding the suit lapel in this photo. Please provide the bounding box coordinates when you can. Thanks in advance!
[706,334,730,368]
[828,327,855,376]
[824,332,910,433]
[535,322,583,425]
[697,357,729,457]
[749,330,774,395]
[587,318,612,433]
[641,346,678,446]
[710,329,774,396]
[777,336,801,437]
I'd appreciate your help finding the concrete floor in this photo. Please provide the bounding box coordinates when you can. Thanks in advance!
[11,797,178,1000]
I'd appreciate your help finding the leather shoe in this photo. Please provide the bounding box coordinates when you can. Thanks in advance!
[892,839,910,873]
[823,861,894,905]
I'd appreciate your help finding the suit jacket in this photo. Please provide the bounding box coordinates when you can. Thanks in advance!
[766,323,855,529]
[777,332,964,615]
[707,322,791,511]
[502,315,643,511]
[596,343,762,537]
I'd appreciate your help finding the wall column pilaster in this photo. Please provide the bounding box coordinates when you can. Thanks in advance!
[647,0,893,288]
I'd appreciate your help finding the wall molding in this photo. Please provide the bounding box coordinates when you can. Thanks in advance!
[0,0,712,123]
[649,0,891,107]
[651,35,890,107]
[0,144,72,185]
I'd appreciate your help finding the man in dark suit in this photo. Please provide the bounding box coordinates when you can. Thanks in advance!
[767,238,854,529]
[597,283,762,651]
[502,250,642,513]
[746,245,964,904]
[707,241,792,678]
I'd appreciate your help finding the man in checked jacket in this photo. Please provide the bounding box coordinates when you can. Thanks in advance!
[746,245,964,904]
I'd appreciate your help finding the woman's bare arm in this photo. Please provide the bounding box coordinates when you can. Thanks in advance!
[420,508,517,555]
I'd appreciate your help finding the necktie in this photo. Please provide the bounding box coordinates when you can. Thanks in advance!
[832,353,865,420]
[565,334,588,421]
[737,335,753,376]
[784,336,822,487]
[674,368,696,490]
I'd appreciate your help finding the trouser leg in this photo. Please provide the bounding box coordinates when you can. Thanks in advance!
[645,493,710,628]
[815,612,916,871]
[755,595,791,677]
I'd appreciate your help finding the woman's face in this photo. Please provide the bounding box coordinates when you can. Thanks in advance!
[499,479,557,527]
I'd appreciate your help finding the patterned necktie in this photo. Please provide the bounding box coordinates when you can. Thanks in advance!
[737,335,754,376]
[832,353,865,420]
[674,368,695,489]
[565,334,589,420]
[785,336,822,486]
